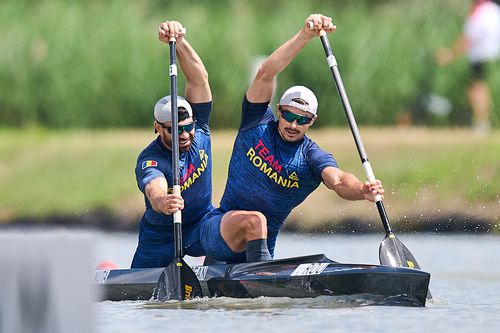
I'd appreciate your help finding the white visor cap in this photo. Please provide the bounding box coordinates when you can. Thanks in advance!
[154,95,193,123]
[279,85,318,116]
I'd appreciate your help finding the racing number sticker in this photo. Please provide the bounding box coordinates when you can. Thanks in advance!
[290,263,329,276]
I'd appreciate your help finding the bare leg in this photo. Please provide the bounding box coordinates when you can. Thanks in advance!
[468,80,491,131]
[220,210,268,253]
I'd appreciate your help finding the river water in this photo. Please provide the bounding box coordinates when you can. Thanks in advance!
[91,232,500,333]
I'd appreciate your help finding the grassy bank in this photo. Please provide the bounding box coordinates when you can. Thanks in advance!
[0,128,498,232]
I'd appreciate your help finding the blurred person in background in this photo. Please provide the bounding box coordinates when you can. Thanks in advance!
[131,20,214,268]
[436,0,500,133]
[198,14,385,264]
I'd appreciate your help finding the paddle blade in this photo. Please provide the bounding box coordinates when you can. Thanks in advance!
[379,233,421,270]
[155,258,203,301]
[379,233,433,300]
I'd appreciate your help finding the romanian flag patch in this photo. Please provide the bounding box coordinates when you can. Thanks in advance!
[142,160,158,169]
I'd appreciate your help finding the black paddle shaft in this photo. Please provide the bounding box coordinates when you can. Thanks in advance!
[169,42,180,196]
[169,40,183,258]
[318,32,393,234]
[156,29,203,302]
[315,31,431,300]
[169,39,183,300]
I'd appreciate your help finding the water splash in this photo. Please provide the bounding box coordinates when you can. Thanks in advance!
[141,294,424,311]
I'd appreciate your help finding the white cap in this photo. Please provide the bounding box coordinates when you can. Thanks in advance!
[279,86,318,116]
[153,95,193,123]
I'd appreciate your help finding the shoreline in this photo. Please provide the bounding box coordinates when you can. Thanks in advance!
[1,128,498,234]
[2,208,497,234]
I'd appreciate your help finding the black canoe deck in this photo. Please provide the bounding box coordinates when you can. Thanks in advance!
[94,254,430,306]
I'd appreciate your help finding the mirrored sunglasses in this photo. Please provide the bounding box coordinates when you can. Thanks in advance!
[279,109,313,125]
[161,121,196,135]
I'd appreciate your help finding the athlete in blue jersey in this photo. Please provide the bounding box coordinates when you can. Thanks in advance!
[132,20,213,268]
[200,14,385,263]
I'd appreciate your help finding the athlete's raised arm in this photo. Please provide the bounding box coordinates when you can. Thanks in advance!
[246,14,335,104]
[159,20,211,103]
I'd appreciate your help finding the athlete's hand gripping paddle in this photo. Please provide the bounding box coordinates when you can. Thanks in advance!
[156,28,203,301]
[310,21,431,299]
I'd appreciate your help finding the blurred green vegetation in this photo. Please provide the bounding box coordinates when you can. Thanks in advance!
[1,0,499,128]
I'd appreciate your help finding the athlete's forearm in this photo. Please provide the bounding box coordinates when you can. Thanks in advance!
[247,29,311,102]
[332,174,366,201]
[323,167,365,201]
[145,179,170,213]
[149,191,169,213]
[176,39,207,86]
[176,39,211,103]
[258,29,312,82]
[145,177,184,215]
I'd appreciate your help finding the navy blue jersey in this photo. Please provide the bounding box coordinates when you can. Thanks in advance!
[135,102,214,235]
[219,97,337,242]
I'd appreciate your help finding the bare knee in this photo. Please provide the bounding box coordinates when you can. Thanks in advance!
[240,211,267,240]
[221,211,268,253]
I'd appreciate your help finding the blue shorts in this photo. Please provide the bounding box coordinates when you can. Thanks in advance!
[199,208,246,263]
[131,218,206,268]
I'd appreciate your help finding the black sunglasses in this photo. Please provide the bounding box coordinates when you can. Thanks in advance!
[160,121,196,135]
[279,109,313,125]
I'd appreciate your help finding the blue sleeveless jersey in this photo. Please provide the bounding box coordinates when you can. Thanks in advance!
[220,97,337,244]
[134,102,214,251]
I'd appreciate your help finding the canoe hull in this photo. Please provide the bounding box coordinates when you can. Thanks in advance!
[94,254,430,306]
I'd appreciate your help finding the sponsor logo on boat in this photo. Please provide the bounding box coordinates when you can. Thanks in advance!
[94,270,110,283]
[290,263,329,276]
[192,266,208,280]
[184,284,193,299]
[246,139,300,189]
